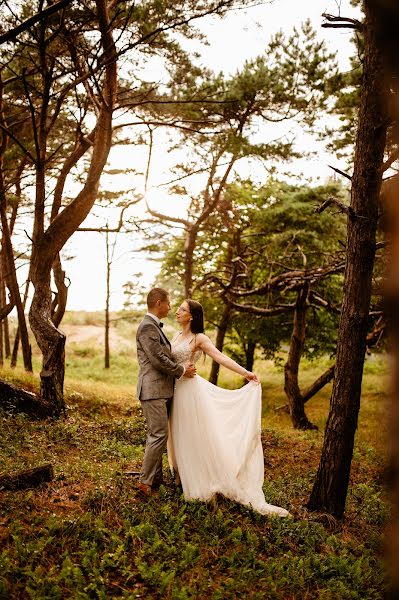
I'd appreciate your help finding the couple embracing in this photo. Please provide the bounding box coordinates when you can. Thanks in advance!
[136,287,289,517]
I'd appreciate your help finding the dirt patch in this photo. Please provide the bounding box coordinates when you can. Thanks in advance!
[62,324,130,350]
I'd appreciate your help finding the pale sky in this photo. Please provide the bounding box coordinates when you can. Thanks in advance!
[64,0,359,312]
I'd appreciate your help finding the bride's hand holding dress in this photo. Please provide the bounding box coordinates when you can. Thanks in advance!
[195,333,260,384]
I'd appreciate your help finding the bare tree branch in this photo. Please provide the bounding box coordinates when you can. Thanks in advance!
[226,300,296,316]
[315,196,351,215]
[0,0,74,45]
[309,290,341,314]
[227,261,346,298]
[328,164,352,181]
[321,13,363,31]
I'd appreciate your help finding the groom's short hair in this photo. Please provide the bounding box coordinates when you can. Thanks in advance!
[147,287,169,308]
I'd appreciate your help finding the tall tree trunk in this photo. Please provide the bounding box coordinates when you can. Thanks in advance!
[184,225,198,299]
[0,76,31,372]
[11,327,20,369]
[245,339,256,372]
[10,279,30,368]
[209,304,231,384]
[308,2,387,517]
[3,311,10,358]
[0,268,10,358]
[0,314,3,367]
[0,175,32,372]
[0,260,5,365]
[284,284,317,430]
[105,230,110,369]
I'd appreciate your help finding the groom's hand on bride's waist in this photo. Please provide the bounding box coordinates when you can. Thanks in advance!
[183,363,196,378]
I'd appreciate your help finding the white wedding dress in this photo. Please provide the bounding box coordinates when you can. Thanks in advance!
[167,340,290,517]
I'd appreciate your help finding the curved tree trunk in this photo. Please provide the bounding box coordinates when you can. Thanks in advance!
[29,277,66,409]
[284,284,317,430]
[51,254,68,328]
[209,304,231,384]
[308,2,387,517]
[28,0,117,413]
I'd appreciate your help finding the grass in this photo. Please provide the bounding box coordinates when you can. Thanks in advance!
[0,316,390,599]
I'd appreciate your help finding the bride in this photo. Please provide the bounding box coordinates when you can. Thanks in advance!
[167,298,290,517]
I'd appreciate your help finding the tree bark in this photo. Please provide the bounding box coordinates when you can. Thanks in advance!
[284,284,317,430]
[209,304,231,384]
[308,2,387,517]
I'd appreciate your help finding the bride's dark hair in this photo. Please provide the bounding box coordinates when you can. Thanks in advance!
[186,299,204,334]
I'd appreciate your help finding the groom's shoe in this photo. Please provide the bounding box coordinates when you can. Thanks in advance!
[136,481,154,498]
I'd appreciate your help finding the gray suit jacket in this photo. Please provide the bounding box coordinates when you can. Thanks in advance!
[136,314,184,400]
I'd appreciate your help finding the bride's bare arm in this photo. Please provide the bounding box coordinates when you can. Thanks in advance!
[196,334,259,383]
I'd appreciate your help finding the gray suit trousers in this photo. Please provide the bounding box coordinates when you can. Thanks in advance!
[140,397,172,487]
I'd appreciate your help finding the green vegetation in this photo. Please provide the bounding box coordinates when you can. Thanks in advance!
[0,317,389,598]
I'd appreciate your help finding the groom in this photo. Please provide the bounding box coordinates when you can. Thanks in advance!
[135,287,196,497]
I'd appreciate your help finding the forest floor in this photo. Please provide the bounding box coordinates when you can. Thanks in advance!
[0,313,390,599]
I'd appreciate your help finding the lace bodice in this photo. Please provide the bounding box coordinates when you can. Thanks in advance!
[172,338,202,365]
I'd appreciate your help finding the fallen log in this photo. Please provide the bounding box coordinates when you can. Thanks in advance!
[0,378,54,418]
[274,364,335,413]
[0,463,54,490]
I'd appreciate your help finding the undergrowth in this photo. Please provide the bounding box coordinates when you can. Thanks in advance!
[0,322,389,599]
